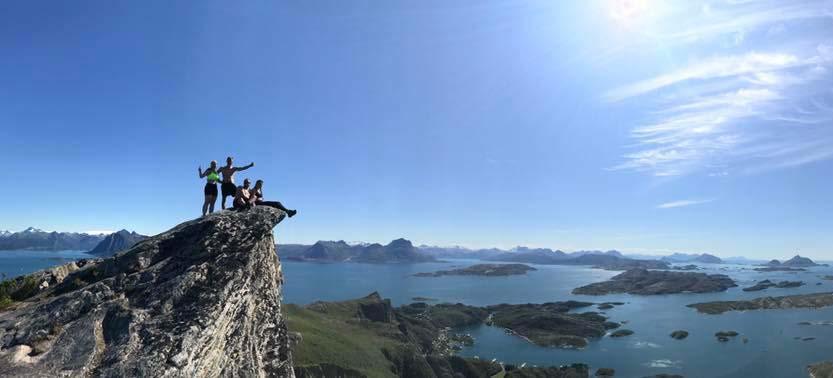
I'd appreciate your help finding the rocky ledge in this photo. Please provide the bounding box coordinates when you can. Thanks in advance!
[413,263,537,277]
[688,292,833,315]
[572,269,737,296]
[809,361,833,378]
[0,207,294,377]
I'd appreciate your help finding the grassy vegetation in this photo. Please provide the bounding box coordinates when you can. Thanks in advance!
[0,275,41,310]
[286,295,590,378]
[285,304,402,378]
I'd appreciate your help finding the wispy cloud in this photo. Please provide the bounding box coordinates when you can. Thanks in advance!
[606,0,833,177]
[657,199,714,209]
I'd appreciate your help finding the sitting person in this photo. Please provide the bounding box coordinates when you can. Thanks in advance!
[232,179,255,211]
[252,179,297,217]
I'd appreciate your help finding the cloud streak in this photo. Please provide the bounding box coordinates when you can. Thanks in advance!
[606,0,833,177]
[657,199,714,209]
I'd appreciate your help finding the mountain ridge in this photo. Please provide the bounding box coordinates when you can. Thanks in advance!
[0,229,104,251]
[87,229,149,256]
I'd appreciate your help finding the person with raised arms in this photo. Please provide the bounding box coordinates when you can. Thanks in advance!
[219,156,255,210]
[198,160,221,216]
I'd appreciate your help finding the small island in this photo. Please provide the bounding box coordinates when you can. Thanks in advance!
[670,330,689,340]
[572,269,737,296]
[688,292,833,314]
[413,263,537,277]
[758,255,825,270]
[673,264,700,271]
[742,280,805,292]
[754,266,807,272]
[609,329,634,338]
[715,331,739,342]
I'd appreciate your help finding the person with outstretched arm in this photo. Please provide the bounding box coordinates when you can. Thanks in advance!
[251,179,298,217]
[219,156,255,209]
[198,160,221,216]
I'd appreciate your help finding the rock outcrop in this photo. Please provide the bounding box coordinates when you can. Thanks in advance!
[809,361,833,378]
[0,207,294,377]
[572,269,737,295]
[670,330,688,340]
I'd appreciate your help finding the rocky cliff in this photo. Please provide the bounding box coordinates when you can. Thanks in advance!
[0,207,294,377]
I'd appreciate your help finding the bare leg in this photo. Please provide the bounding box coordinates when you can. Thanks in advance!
[207,195,217,214]
[256,200,297,217]
[221,195,228,210]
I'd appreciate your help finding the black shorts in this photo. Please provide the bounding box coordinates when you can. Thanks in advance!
[204,183,218,196]
[221,182,237,197]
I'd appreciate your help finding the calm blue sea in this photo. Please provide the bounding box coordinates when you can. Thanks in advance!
[3,251,832,377]
[0,250,93,280]
[280,259,833,378]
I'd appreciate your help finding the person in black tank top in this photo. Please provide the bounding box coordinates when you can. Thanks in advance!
[251,179,297,217]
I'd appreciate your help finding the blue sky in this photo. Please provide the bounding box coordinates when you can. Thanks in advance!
[1,1,832,259]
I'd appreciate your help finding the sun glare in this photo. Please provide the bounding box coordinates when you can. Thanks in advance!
[609,0,655,28]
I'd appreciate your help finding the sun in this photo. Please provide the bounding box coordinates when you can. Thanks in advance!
[609,0,652,27]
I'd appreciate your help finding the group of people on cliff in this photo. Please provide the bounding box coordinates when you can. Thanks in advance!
[198,156,298,218]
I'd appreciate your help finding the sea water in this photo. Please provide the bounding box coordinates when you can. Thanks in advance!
[0,250,93,280]
[281,259,833,378]
[3,253,832,377]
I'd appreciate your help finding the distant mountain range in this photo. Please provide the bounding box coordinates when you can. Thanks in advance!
[0,228,105,251]
[284,238,435,263]
[280,241,663,269]
[3,227,818,268]
[483,249,667,270]
[660,253,723,264]
[722,256,769,265]
[88,230,148,256]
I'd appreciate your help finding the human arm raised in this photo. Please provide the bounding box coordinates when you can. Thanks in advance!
[234,162,255,172]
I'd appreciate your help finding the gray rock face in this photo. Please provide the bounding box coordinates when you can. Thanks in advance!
[809,361,833,378]
[0,207,294,377]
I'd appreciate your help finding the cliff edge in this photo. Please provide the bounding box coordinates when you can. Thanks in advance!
[0,207,294,377]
